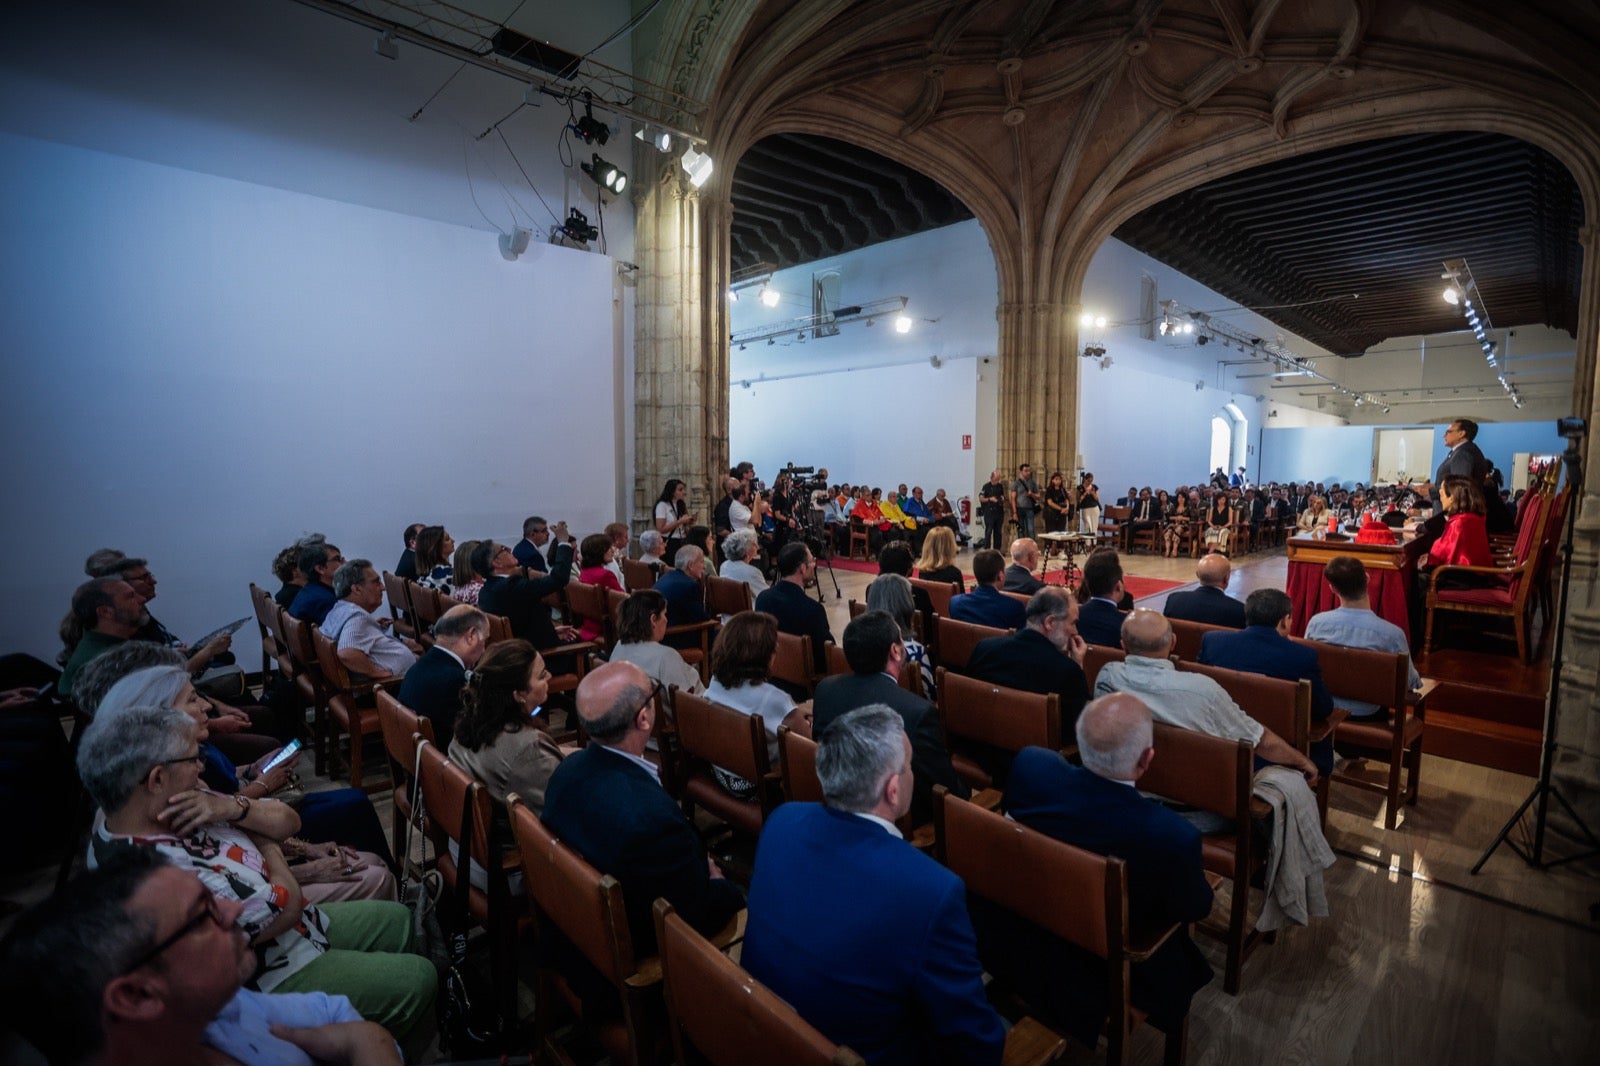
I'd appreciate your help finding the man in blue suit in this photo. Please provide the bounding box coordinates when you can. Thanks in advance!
[1199,588,1335,774]
[986,694,1214,1048]
[948,549,1026,630]
[1074,549,1128,648]
[397,604,487,748]
[654,545,712,648]
[743,706,1007,1066]
[1161,553,1246,629]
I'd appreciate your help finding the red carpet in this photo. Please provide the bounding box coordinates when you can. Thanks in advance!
[819,556,1183,600]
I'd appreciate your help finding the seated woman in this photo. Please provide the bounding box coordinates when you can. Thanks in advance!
[94,659,395,884]
[686,524,719,578]
[703,612,809,799]
[866,573,936,699]
[271,543,306,609]
[719,529,770,595]
[915,525,965,589]
[78,703,434,1041]
[413,525,455,596]
[449,640,564,813]
[450,538,483,604]
[1297,494,1330,532]
[637,529,667,572]
[1422,476,1495,589]
[1203,493,1233,554]
[1163,490,1192,557]
[607,590,705,697]
[576,533,625,643]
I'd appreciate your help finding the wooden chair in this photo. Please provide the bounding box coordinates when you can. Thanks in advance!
[934,789,1177,1066]
[771,632,818,698]
[620,557,658,592]
[707,575,754,617]
[935,667,1061,791]
[1081,645,1126,691]
[821,642,923,698]
[1300,641,1436,829]
[506,794,660,1066]
[480,609,601,698]
[309,625,393,792]
[380,571,417,642]
[847,599,923,641]
[669,688,775,837]
[934,615,1007,673]
[278,613,328,774]
[1424,496,1551,662]
[847,517,870,561]
[1128,517,1161,555]
[416,740,521,1028]
[1165,616,1231,663]
[776,724,825,804]
[405,581,444,648]
[247,583,286,686]
[1137,722,1262,995]
[910,577,962,616]
[653,899,867,1066]
[565,581,616,654]
[374,690,437,863]
[1098,506,1131,550]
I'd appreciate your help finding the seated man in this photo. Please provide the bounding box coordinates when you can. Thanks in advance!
[289,542,345,625]
[58,577,148,697]
[475,536,578,651]
[84,551,234,682]
[822,490,852,554]
[949,549,1026,630]
[1001,537,1045,594]
[541,661,743,956]
[655,544,713,648]
[1302,556,1421,721]
[1074,549,1128,647]
[742,706,1007,1066]
[1199,588,1334,775]
[398,604,489,748]
[0,847,402,1066]
[812,611,967,824]
[1161,553,1246,629]
[1095,610,1317,829]
[987,694,1214,1049]
[396,522,424,580]
[965,587,1089,736]
[754,542,834,674]
[320,561,420,681]
[513,515,554,572]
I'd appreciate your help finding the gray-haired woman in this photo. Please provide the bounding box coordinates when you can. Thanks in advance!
[865,573,936,698]
[719,529,769,595]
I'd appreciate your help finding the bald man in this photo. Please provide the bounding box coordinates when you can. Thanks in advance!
[1094,611,1317,804]
[1001,538,1046,595]
[1160,553,1246,629]
[540,661,743,958]
[987,694,1215,1045]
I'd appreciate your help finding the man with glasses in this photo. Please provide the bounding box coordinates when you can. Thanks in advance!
[57,576,149,696]
[474,534,579,656]
[0,846,401,1065]
[514,515,565,572]
[1427,418,1488,512]
[289,542,345,625]
[755,542,834,676]
[321,561,421,681]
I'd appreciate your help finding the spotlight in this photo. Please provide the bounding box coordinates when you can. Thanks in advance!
[581,153,627,194]
[894,314,913,334]
[1443,286,1460,304]
[634,126,672,152]
[373,30,398,60]
[560,207,598,244]
[1196,334,1209,346]
[759,284,780,308]
[1158,320,1171,335]
[1094,315,1107,328]
[1181,322,1194,334]
[573,114,610,146]
[727,287,738,302]
[680,145,714,187]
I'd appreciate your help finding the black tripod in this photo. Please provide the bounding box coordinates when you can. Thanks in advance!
[1472,426,1600,874]
[795,509,842,601]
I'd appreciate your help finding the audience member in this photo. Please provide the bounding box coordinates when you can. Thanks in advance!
[58,577,148,697]
[703,611,808,798]
[877,541,936,619]
[288,543,345,625]
[1303,556,1420,720]
[985,694,1214,1048]
[741,705,1007,1066]
[1002,537,1045,594]
[395,522,424,581]
[449,639,564,813]
[654,478,696,565]
[1198,589,1335,775]
[1161,553,1246,628]
[398,603,488,748]
[865,573,936,698]
[449,538,483,604]
[1425,476,1492,573]
[541,661,743,959]
[636,528,667,571]
[915,525,964,588]
[84,551,235,681]
[686,523,719,576]
[475,533,579,653]
[949,549,1026,630]
[320,561,420,681]
[1074,549,1128,648]
[513,515,553,572]
[575,533,625,643]
[811,611,966,823]
[966,587,1090,736]
[656,544,713,648]
[607,590,704,696]
[273,543,308,609]
[0,847,404,1066]
[719,529,769,594]
[754,543,833,674]
[412,526,455,595]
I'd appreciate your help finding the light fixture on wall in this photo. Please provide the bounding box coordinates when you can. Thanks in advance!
[582,153,627,194]
[559,208,598,245]
[759,284,781,308]
[730,295,911,348]
[635,125,672,152]
[894,313,913,334]
[1442,257,1517,405]
[1081,343,1107,359]
[498,226,531,261]
[373,30,398,60]
[572,101,610,145]
[1079,311,1108,328]
[681,145,715,187]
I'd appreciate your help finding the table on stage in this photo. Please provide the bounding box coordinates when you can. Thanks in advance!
[1284,534,1421,639]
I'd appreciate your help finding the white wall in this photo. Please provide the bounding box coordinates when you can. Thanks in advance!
[0,133,620,663]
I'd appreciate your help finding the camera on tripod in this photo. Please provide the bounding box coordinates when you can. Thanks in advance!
[781,463,828,495]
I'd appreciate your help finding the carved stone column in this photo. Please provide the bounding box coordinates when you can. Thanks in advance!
[631,153,730,530]
[995,299,1077,478]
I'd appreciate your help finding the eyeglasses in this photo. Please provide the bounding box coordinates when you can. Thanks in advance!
[494,545,513,557]
[119,891,232,974]
[159,751,205,771]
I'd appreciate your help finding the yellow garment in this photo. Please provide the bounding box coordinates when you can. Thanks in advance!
[880,499,916,529]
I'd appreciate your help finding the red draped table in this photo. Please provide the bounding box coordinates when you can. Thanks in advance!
[1285,535,1419,641]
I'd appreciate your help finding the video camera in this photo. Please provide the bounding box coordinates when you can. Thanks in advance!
[782,463,828,495]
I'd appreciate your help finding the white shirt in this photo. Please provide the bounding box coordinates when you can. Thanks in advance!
[851,811,904,839]
[729,499,754,532]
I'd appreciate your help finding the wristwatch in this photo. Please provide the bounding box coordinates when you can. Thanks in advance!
[231,794,251,822]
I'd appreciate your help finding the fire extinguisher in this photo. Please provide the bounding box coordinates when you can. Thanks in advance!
[959,496,972,524]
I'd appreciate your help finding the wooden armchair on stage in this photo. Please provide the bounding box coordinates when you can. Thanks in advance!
[1423,488,1554,662]
[1097,506,1131,551]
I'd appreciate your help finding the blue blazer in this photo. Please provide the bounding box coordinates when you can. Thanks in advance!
[989,748,1214,1044]
[948,585,1026,631]
[655,568,710,643]
[1198,625,1333,722]
[398,646,468,749]
[1074,598,1126,648]
[1161,586,1246,629]
[966,628,1089,735]
[541,744,743,954]
[754,580,833,673]
[743,804,1006,1066]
